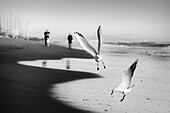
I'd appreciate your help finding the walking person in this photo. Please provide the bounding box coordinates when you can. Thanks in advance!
[67,33,73,49]
[44,30,50,47]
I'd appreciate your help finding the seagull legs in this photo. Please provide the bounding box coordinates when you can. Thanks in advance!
[96,60,106,70]
[111,89,114,95]
[101,60,106,69]
[110,89,126,102]
[97,62,99,70]
[120,94,126,102]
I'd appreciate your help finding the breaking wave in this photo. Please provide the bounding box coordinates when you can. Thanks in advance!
[104,41,170,48]
[103,41,170,57]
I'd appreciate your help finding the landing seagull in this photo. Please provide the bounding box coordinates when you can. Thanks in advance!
[111,59,138,102]
[73,26,106,70]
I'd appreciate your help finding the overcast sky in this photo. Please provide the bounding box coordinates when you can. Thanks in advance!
[0,0,170,41]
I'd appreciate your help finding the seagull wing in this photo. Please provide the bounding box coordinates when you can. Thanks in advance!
[74,32,98,57]
[97,26,102,55]
[119,59,138,89]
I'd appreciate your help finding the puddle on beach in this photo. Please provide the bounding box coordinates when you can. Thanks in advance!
[17,58,113,112]
[17,57,170,113]
[17,58,115,112]
[17,58,96,72]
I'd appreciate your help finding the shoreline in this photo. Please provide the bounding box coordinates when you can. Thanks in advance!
[1,37,170,113]
[0,37,100,113]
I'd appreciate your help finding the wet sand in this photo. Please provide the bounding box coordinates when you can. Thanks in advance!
[1,37,170,113]
[0,37,100,113]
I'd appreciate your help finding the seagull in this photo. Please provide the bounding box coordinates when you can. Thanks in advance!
[111,59,138,102]
[73,26,106,70]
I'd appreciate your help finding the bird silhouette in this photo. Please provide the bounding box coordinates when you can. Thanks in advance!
[111,59,138,102]
[73,26,106,70]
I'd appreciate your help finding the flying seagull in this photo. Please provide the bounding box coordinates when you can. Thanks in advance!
[73,26,106,70]
[111,59,138,102]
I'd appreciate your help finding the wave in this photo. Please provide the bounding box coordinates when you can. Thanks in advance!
[103,41,170,57]
[104,41,170,48]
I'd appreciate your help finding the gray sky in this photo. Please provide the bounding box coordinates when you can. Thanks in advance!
[0,0,170,41]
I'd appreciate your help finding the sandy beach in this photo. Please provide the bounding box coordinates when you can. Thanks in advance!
[0,37,98,113]
[0,37,170,113]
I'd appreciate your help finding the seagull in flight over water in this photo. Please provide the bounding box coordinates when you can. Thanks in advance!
[73,26,106,70]
[111,59,138,102]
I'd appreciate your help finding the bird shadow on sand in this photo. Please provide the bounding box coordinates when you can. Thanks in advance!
[0,44,101,113]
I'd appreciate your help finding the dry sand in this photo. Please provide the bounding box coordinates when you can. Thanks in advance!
[49,55,170,113]
[0,37,170,113]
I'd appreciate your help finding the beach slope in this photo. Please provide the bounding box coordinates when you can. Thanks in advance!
[0,37,100,113]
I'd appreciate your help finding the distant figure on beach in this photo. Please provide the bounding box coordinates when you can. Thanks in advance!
[67,34,73,49]
[44,30,50,47]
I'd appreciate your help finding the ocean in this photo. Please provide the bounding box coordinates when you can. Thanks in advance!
[103,41,170,57]
[53,39,170,58]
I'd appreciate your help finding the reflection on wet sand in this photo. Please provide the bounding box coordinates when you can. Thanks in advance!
[42,60,47,67]
[66,60,71,69]
[17,58,99,113]
[17,58,95,72]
